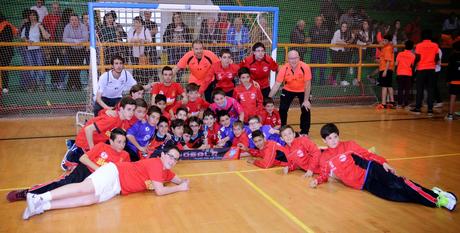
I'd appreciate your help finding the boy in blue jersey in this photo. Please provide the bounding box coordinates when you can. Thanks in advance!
[126,105,162,161]
[216,110,235,148]
[245,116,284,149]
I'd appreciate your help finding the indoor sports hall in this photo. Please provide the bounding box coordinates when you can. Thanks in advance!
[1,1,459,232]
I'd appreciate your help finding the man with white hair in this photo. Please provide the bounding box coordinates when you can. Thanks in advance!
[269,50,312,135]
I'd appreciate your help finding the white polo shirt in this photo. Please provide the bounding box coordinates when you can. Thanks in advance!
[97,69,137,98]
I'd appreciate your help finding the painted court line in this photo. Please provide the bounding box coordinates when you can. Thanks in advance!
[388,153,460,161]
[235,172,314,233]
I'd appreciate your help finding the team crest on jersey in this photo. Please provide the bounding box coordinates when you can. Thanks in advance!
[296,150,304,157]
[250,93,256,99]
[100,152,108,159]
[339,154,347,162]
[145,127,150,132]
[263,66,269,72]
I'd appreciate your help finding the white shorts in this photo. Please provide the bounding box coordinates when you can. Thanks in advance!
[88,162,121,203]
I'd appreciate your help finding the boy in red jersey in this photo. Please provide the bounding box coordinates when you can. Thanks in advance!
[61,97,136,171]
[233,67,264,123]
[279,125,321,177]
[241,42,279,98]
[231,120,250,156]
[395,40,416,108]
[174,107,188,122]
[200,48,240,97]
[202,109,220,148]
[150,66,185,111]
[310,123,457,211]
[23,146,189,220]
[153,94,171,120]
[259,98,281,129]
[7,128,130,202]
[174,83,209,118]
[247,130,288,169]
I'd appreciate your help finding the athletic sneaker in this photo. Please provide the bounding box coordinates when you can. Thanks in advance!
[446,114,454,120]
[427,110,434,117]
[434,102,443,108]
[433,187,457,211]
[6,189,28,202]
[410,108,421,115]
[23,193,45,220]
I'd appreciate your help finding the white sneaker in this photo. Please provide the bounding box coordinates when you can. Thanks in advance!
[2,88,8,94]
[340,80,350,86]
[433,187,457,211]
[23,193,45,220]
[434,102,443,108]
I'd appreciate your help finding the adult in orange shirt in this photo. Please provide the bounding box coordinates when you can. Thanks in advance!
[173,40,220,101]
[22,146,189,220]
[395,40,416,107]
[377,35,395,108]
[269,50,312,135]
[411,30,440,116]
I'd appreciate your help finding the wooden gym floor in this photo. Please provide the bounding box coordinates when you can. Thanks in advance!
[0,106,459,233]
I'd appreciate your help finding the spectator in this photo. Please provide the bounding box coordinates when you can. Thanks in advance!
[199,17,222,54]
[250,16,272,50]
[94,55,137,116]
[357,20,373,62]
[355,7,369,26]
[216,13,230,42]
[54,8,73,89]
[442,12,459,34]
[330,22,352,86]
[127,16,152,85]
[308,16,330,85]
[290,20,308,61]
[319,0,341,34]
[143,11,159,81]
[20,10,50,92]
[405,16,421,44]
[63,13,88,91]
[339,8,355,28]
[269,50,312,135]
[30,0,48,22]
[18,9,33,91]
[0,12,18,94]
[99,12,126,65]
[390,19,407,51]
[42,2,61,90]
[163,12,192,66]
[226,17,250,63]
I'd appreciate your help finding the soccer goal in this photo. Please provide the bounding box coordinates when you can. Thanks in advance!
[87,2,279,110]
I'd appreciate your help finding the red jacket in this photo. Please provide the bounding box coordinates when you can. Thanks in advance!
[233,84,264,122]
[249,141,288,169]
[232,131,250,150]
[315,141,387,189]
[284,136,321,173]
[259,109,281,128]
[240,54,278,89]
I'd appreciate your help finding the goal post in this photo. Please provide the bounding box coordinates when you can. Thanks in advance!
[87,2,279,104]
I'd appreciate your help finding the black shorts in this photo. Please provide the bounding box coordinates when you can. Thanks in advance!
[378,70,393,87]
[449,84,460,95]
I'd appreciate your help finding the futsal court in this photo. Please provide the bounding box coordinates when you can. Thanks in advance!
[1,107,459,233]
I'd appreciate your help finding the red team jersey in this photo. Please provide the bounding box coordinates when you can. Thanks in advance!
[248,141,288,169]
[232,131,250,149]
[259,109,281,128]
[173,97,210,117]
[241,54,278,89]
[204,123,220,147]
[233,84,264,122]
[75,114,131,151]
[200,62,240,93]
[116,158,176,195]
[284,136,321,173]
[86,143,130,172]
[315,141,387,189]
[151,82,184,112]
